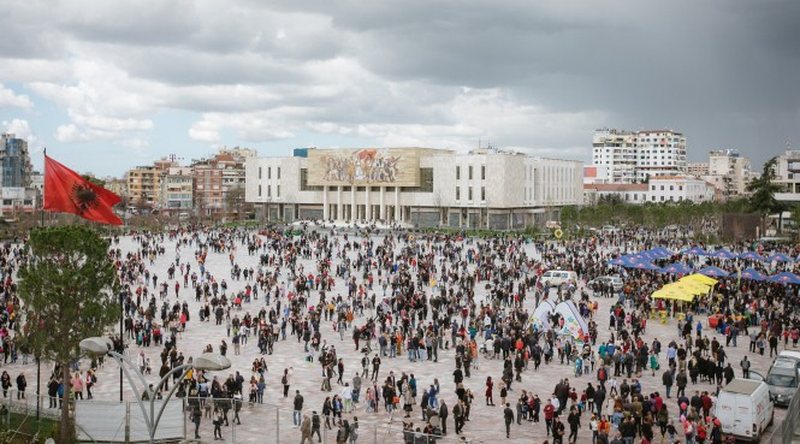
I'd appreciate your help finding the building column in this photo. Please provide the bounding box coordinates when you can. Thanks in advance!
[323,186,329,220]
[351,186,356,220]
[394,187,401,222]
[379,187,386,221]
[365,186,371,220]
[337,186,343,221]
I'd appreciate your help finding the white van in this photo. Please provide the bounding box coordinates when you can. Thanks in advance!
[715,379,774,441]
[539,270,578,288]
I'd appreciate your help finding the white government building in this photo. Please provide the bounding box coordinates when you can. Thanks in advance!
[245,147,583,229]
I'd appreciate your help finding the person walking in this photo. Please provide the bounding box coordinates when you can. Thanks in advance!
[300,414,313,444]
[191,404,202,439]
[293,390,304,428]
[282,368,292,397]
[439,400,449,435]
[503,403,514,438]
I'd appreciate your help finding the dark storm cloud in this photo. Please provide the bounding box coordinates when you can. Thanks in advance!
[1,0,797,167]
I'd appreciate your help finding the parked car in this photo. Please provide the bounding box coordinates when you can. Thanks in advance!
[765,357,799,406]
[588,275,624,292]
[715,379,774,441]
[539,270,578,288]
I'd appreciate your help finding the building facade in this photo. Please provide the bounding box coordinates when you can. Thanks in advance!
[591,129,637,183]
[591,128,687,183]
[126,164,168,208]
[191,148,254,217]
[1,133,32,188]
[584,175,715,205]
[160,167,194,213]
[245,147,583,229]
[775,149,800,203]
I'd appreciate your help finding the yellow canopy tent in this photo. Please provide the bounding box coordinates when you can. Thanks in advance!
[664,282,705,296]
[674,279,712,294]
[652,287,695,302]
[682,273,717,286]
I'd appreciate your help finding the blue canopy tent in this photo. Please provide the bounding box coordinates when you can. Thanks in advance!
[631,262,662,271]
[660,263,693,275]
[652,247,675,258]
[738,251,764,261]
[709,249,737,260]
[768,272,800,285]
[739,268,767,281]
[684,246,707,256]
[767,253,793,263]
[698,266,730,278]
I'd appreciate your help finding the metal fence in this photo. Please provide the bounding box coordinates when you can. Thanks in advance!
[765,384,800,444]
[0,389,60,443]
[0,390,480,444]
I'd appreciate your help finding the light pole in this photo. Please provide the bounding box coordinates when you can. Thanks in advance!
[80,337,231,443]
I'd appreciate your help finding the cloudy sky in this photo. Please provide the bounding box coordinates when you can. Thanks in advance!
[0,0,797,176]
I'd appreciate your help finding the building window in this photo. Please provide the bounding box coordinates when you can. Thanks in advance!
[456,187,460,200]
[481,165,486,180]
[468,186,473,201]
[419,168,433,192]
[456,166,460,180]
[258,184,262,197]
[267,185,271,197]
[660,185,664,191]
[299,168,322,191]
[670,185,673,191]
[277,185,280,197]
[258,167,262,179]
[268,167,272,179]
[468,166,473,180]
[481,187,486,201]
[277,167,281,179]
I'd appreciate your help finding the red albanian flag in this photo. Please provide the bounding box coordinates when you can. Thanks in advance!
[44,155,123,225]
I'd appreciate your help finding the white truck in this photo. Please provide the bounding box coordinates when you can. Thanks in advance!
[715,379,774,441]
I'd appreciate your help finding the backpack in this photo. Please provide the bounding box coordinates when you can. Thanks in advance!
[282,375,288,385]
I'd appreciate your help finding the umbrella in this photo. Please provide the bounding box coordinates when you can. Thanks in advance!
[683,246,707,256]
[739,268,767,281]
[659,263,693,275]
[738,251,764,261]
[768,272,800,285]
[698,266,730,278]
[709,249,737,260]
[767,253,793,263]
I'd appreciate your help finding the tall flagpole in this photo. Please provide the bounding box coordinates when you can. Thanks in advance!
[36,147,45,420]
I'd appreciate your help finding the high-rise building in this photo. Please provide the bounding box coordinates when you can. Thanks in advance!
[633,130,687,181]
[591,128,687,183]
[1,133,32,188]
[591,129,636,183]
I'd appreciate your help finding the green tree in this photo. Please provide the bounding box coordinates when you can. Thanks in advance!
[747,157,785,232]
[18,226,120,444]
[80,174,106,188]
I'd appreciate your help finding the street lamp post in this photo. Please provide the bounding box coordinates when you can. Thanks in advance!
[80,337,231,444]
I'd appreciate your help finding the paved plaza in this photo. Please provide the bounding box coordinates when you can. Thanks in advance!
[1,229,788,443]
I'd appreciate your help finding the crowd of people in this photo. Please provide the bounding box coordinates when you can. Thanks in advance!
[0,221,798,443]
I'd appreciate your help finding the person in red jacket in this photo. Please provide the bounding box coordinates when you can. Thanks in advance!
[544,399,556,436]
